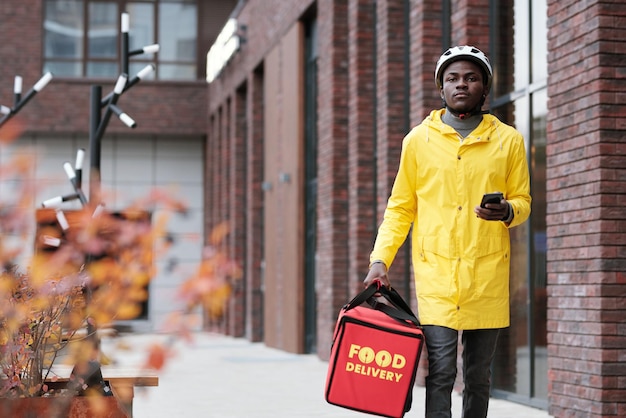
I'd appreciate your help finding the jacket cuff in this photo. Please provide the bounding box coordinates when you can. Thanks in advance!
[368,259,387,269]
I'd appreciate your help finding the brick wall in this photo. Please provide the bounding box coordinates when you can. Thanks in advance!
[227,88,247,337]
[244,70,264,342]
[206,112,219,231]
[207,0,316,109]
[0,0,45,120]
[315,0,352,357]
[546,1,626,416]
[408,0,443,124]
[347,0,377,300]
[204,106,224,333]
[205,0,316,344]
[450,0,490,49]
[374,0,412,297]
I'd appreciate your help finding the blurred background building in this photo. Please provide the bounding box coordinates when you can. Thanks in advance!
[0,0,236,329]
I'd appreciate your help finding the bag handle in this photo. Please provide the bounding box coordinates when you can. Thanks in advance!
[344,280,421,327]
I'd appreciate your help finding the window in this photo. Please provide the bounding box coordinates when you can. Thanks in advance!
[44,0,198,80]
[489,0,548,409]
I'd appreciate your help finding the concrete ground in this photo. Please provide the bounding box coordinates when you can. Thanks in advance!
[102,332,552,418]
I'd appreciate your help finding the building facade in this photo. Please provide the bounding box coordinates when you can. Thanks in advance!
[0,0,236,329]
[205,0,625,417]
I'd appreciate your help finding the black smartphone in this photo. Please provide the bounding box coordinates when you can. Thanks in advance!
[480,192,504,208]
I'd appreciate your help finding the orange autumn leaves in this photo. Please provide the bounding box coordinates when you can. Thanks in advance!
[144,343,170,372]
[141,221,242,372]
[1,125,242,394]
[32,207,157,327]
[177,221,242,318]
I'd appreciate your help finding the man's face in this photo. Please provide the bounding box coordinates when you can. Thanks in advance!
[440,60,488,114]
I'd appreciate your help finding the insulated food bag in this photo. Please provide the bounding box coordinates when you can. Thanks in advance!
[325,281,424,418]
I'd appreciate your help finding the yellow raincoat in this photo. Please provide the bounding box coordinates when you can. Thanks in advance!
[370,109,531,330]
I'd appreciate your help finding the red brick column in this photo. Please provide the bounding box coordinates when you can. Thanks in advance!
[220,103,230,230]
[204,110,226,332]
[207,112,223,238]
[546,1,626,416]
[226,89,247,337]
[245,71,265,342]
[205,116,216,235]
[206,103,231,333]
[374,0,411,293]
[347,0,377,296]
[409,0,443,125]
[316,0,351,359]
[450,0,490,49]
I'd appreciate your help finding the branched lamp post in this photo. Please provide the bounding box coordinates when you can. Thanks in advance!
[88,12,159,206]
[0,72,53,128]
[40,11,160,339]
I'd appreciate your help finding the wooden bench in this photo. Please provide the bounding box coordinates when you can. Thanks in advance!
[45,365,158,417]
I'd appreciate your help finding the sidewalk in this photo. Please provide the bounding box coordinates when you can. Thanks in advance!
[102,332,552,418]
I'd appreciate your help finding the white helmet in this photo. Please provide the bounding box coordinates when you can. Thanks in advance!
[435,45,493,90]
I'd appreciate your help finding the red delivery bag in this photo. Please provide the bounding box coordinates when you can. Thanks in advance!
[325,281,424,418]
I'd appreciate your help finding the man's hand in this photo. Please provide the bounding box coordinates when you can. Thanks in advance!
[474,198,510,221]
[363,262,390,289]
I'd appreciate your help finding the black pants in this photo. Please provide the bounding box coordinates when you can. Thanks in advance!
[422,325,501,418]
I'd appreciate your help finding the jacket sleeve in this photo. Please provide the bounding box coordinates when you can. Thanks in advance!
[369,131,418,268]
[505,132,532,228]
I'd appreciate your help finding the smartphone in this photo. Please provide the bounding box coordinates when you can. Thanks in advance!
[480,192,504,208]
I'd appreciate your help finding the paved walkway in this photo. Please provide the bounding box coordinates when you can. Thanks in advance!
[102,332,552,418]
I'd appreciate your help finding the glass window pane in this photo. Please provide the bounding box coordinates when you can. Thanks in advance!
[491,0,514,99]
[127,3,155,51]
[158,3,197,61]
[492,98,531,396]
[513,0,530,90]
[88,2,118,58]
[44,61,82,77]
[44,0,83,59]
[490,0,548,404]
[87,61,118,78]
[158,63,196,80]
[493,0,530,96]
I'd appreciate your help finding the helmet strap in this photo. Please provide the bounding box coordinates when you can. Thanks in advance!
[445,105,490,120]
[442,93,489,119]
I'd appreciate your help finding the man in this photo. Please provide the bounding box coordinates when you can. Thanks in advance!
[364,45,531,418]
